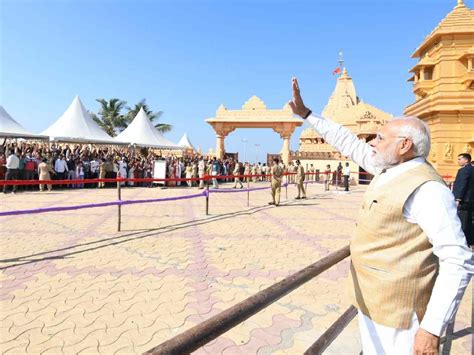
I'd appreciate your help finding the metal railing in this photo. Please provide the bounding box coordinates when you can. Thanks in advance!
[145,245,351,354]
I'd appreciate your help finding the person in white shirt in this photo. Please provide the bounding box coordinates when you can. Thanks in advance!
[289,77,473,355]
[198,157,206,189]
[54,155,68,188]
[176,159,183,186]
[3,150,20,194]
[90,158,100,179]
[118,157,127,186]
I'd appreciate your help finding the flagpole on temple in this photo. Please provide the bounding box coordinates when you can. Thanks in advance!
[338,51,344,75]
[332,52,344,76]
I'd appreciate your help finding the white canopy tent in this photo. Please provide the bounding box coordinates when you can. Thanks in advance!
[0,105,48,139]
[178,132,196,151]
[42,95,116,144]
[114,107,181,149]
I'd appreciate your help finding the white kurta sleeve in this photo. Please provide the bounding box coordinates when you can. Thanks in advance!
[306,115,377,175]
[404,181,473,336]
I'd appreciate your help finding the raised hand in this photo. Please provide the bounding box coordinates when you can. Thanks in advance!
[288,77,311,118]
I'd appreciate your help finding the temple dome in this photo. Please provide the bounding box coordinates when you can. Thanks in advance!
[412,0,474,57]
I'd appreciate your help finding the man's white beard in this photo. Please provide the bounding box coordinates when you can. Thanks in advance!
[372,144,400,170]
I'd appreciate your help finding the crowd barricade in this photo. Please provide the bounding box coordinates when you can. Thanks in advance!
[0,170,454,225]
[0,170,347,231]
[0,174,285,230]
[0,171,349,230]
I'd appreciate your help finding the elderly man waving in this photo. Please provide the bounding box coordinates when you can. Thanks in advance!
[289,77,473,355]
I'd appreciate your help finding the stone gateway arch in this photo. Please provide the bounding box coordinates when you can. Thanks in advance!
[206,96,303,165]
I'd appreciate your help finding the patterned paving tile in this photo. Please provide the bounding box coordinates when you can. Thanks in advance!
[0,183,471,354]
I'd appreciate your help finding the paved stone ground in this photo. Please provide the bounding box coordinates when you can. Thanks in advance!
[0,181,472,354]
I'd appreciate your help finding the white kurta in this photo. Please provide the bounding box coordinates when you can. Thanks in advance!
[306,114,473,354]
[118,161,127,186]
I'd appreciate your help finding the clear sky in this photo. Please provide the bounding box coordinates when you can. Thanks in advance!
[1,0,464,162]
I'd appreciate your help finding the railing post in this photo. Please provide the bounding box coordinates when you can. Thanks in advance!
[304,305,357,355]
[117,172,122,232]
[247,175,250,207]
[205,179,209,216]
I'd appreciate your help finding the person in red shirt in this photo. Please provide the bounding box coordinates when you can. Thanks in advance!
[0,153,6,180]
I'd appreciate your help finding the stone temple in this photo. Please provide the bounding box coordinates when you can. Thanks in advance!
[404,0,474,178]
[295,67,392,181]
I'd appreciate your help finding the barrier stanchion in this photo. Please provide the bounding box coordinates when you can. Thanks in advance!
[335,173,339,192]
[117,173,122,232]
[247,176,250,207]
[205,179,210,216]
[285,175,288,200]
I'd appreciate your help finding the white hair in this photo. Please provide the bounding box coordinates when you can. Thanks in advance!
[390,116,431,158]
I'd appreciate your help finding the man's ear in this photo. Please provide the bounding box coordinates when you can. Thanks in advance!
[400,138,414,156]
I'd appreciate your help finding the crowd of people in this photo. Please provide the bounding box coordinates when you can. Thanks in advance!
[1,141,362,194]
[1,141,156,193]
[1,141,326,193]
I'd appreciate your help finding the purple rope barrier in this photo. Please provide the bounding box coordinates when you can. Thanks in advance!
[1,178,349,218]
[0,191,207,217]
[0,201,119,217]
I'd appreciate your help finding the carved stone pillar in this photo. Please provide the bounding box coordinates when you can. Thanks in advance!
[215,134,225,159]
[211,125,234,160]
[281,135,291,166]
[273,123,295,166]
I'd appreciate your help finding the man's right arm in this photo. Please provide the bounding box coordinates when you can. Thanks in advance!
[306,115,377,175]
[289,77,376,175]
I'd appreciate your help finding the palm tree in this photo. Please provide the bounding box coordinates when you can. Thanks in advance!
[125,99,172,133]
[91,98,127,137]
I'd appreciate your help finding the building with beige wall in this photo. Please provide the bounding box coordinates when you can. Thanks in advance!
[405,0,474,178]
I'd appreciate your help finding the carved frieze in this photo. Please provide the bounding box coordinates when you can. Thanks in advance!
[444,142,453,161]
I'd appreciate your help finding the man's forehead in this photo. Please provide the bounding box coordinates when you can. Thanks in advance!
[380,121,402,135]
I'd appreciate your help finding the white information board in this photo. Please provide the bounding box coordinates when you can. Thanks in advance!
[153,160,167,185]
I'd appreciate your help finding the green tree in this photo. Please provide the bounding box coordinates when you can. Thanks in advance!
[91,98,127,137]
[125,99,172,133]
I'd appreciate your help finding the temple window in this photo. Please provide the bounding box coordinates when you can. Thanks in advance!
[424,67,433,80]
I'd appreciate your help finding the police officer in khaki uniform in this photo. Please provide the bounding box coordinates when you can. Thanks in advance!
[295,160,306,199]
[233,161,244,188]
[269,158,283,206]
